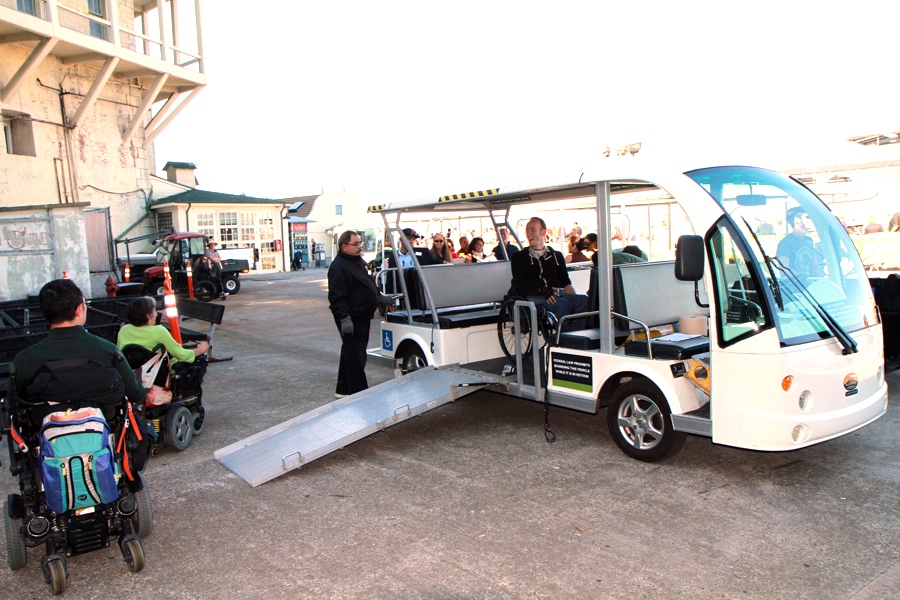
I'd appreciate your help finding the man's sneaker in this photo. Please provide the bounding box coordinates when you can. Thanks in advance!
[334,392,348,399]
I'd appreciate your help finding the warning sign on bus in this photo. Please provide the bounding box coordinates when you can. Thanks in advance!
[551,352,593,393]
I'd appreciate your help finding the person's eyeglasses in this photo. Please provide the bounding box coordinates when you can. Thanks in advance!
[81,299,90,308]
[433,239,444,243]
[346,242,362,246]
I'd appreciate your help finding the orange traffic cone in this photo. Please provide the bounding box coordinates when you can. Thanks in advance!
[62,271,69,279]
[186,260,195,299]
[163,260,182,344]
[124,263,131,282]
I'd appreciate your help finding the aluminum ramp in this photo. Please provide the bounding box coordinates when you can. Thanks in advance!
[214,366,504,486]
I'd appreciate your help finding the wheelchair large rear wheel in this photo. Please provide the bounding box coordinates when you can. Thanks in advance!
[4,499,27,570]
[497,297,533,360]
[132,485,154,538]
[194,280,216,302]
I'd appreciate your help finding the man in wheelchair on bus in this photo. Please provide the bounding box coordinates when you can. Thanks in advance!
[511,216,589,332]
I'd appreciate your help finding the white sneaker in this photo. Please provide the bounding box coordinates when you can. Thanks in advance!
[334,392,348,399]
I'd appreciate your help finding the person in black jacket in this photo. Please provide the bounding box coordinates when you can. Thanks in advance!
[328,231,390,397]
[510,217,588,331]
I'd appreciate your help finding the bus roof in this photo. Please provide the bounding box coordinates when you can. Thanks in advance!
[367,180,659,214]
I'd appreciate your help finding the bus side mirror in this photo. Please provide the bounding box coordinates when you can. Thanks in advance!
[675,235,704,281]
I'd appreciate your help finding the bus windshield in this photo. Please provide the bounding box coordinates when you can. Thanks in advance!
[686,166,877,348]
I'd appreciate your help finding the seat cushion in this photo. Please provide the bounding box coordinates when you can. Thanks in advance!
[558,328,602,350]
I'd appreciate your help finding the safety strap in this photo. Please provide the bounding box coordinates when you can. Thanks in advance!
[9,417,28,452]
[116,402,143,481]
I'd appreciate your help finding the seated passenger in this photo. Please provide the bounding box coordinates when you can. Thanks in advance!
[467,237,488,262]
[13,279,147,403]
[117,296,209,363]
[511,217,589,331]
[567,235,591,264]
[429,234,453,263]
[387,228,442,269]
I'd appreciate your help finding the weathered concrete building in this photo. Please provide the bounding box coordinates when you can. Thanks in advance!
[0,0,205,300]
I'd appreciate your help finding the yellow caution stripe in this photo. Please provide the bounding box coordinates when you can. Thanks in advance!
[367,204,386,213]
[438,188,499,203]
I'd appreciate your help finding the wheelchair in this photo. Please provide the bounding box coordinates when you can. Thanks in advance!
[496,295,560,360]
[1,361,152,595]
[120,344,208,454]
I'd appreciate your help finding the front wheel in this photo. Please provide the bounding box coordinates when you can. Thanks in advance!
[606,380,686,462]
[121,537,145,573]
[223,277,241,294]
[150,280,166,297]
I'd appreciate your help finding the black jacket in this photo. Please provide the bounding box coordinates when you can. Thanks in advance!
[510,248,571,297]
[328,251,378,319]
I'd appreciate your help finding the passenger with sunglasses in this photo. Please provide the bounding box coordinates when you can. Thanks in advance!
[430,234,453,263]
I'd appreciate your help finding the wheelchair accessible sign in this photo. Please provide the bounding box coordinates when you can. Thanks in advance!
[382,330,393,351]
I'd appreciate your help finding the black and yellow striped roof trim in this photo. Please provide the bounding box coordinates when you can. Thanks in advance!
[438,188,499,203]
[367,204,386,212]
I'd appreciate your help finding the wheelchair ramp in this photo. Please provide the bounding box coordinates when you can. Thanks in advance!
[214,366,504,487]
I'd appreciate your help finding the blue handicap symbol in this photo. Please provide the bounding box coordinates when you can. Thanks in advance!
[382,329,393,351]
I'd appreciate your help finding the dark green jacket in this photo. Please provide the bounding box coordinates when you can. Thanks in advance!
[13,326,146,403]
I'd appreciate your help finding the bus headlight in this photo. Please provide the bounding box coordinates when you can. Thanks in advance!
[792,424,809,443]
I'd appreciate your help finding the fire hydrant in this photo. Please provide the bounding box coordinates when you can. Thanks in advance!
[105,276,119,297]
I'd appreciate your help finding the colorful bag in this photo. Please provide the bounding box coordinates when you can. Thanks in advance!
[39,407,119,514]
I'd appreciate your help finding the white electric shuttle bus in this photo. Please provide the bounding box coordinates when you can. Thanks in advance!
[367,164,887,461]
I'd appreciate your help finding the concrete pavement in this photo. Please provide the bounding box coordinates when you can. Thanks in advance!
[2,267,898,599]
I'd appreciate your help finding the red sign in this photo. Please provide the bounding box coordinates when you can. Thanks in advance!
[290,223,307,232]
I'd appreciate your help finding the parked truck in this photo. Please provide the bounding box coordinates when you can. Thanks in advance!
[138,233,250,297]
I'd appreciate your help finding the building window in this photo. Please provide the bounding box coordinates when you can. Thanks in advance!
[220,227,238,242]
[16,1,39,17]
[240,227,255,242]
[219,212,238,226]
[2,111,36,156]
[260,241,276,270]
[240,213,255,226]
[156,212,173,233]
[336,205,343,216]
[258,212,274,225]
[87,0,108,40]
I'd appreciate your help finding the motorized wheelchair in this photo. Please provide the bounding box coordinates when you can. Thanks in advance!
[1,360,153,596]
[120,343,208,454]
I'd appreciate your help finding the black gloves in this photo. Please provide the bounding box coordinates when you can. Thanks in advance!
[339,315,354,336]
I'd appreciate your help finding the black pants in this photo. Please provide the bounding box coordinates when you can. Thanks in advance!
[334,315,370,395]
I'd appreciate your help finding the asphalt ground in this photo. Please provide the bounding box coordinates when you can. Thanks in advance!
[2,268,898,599]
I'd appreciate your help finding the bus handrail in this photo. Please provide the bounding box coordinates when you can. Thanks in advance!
[610,311,653,359]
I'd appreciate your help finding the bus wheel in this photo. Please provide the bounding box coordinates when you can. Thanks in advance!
[607,380,686,462]
[399,346,427,374]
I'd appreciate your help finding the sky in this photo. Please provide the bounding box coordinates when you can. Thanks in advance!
[153,1,897,205]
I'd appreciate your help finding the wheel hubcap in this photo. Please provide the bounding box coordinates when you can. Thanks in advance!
[617,394,664,450]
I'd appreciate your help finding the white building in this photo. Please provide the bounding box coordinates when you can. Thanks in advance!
[1,0,205,300]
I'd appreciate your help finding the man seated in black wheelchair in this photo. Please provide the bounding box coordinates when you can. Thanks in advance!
[510,216,590,332]
[194,255,228,300]
[5,280,152,590]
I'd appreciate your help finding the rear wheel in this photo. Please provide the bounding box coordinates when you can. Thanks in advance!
[166,406,194,451]
[223,277,241,294]
[606,380,686,462]
[191,406,206,436]
[194,281,216,302]
[132,485,154,538]
[4,499,27,570]
[497,296,533,360]
[399,346,427,374]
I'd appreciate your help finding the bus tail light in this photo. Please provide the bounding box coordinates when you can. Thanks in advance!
[781,376,793,391]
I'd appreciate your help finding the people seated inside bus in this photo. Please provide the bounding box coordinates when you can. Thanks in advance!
[13,279,149,413]
[387,228,442,269]
[511,217,589,332]
[116,296,209,364]
[467,237,489,262]
[492,227,520,260]
[582,232,598,259]
[458,235,470,257]
[776,207,823,281]
[446,238,459,258]
[429,234,453,263]
[566,235,591,264]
